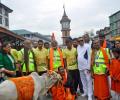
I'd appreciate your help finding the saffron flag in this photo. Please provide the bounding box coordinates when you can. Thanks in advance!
[51,33,55,41]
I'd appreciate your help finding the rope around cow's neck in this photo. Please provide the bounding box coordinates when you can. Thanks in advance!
[41,67,62,94]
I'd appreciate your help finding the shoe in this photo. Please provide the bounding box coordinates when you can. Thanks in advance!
[80,89,84,94]
[88,96,92,100]
[81,93,87,97]
[75,94,78,99]
[77,92,81,96]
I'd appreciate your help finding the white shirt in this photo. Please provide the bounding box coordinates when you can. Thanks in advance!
[77,44,89,70]
[84,42,92,68]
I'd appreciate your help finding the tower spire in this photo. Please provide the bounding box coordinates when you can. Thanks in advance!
[63,4,67,17]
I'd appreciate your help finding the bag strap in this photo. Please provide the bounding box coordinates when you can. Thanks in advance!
[30,49,38,72]
[50,48,54,71]
[102,39,107,48]
[57,48,64,68]
[100,47,110,68]
[21,49,29,75]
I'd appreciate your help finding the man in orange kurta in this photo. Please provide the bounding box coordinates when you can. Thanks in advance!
[110,48,120,99]
[51,66,75,100]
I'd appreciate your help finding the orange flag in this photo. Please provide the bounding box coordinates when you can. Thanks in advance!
[51,33,55,41]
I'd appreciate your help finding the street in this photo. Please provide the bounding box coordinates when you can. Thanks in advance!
[39,91,116,100]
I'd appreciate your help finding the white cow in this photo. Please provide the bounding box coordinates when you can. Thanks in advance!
[0,72,61,100]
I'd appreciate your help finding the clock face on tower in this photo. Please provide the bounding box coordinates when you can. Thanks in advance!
[62,22,69,29]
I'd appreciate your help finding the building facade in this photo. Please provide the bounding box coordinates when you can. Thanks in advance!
[109,10,120,36]
[60,7,71,45]
[0,2,24,50]
[96,27,111,40]
[13,29,51,43]
[0,2,12,29]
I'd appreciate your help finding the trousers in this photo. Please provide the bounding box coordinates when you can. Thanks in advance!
[79,69,93,96]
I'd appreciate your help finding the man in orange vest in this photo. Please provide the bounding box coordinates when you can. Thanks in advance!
[49,40,68,100]
[49,40,65,71]
[91,39,111,100]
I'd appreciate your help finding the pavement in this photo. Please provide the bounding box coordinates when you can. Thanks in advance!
[38,95,89,100]
[38,91,117,100]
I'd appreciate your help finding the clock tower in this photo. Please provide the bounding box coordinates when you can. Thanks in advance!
[60,6,71,45]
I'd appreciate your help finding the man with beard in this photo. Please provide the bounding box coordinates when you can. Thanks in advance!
[18,40,37,76]
[91,39,110,100]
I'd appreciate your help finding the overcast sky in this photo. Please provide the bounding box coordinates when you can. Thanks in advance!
[2,0,120,44]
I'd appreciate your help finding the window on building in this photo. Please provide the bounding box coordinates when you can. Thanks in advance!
[117,21,120,27]
[5,10,8,17]
[31,34,34,37]
[115,14,118,22]
[110,16,113,24]
[118,13,120,20]
[5,18,9,26]
[111,30,116,36]
[27,34,30,37]
[112,16,115,22]
[113,23,117,30]
[116,13,120,20]
[117,28,120,34]
[0,15,2,24]
[0,6,2,14]
[110,24,113,30]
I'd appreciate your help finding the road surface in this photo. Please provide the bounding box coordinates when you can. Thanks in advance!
[39,91,116,100]
[40,93,115,100]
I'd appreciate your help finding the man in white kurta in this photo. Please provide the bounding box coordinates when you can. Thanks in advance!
[77,37,93,100]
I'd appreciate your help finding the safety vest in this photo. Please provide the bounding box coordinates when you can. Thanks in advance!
[20,49,35,72]
[49,48,64,71]
[10,49,18,63]
[93,48,109,74]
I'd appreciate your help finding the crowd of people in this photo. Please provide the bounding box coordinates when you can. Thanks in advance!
[0,33,120,100]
